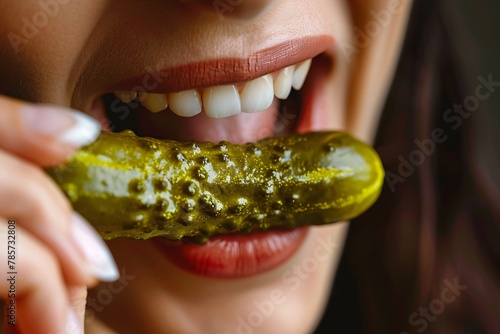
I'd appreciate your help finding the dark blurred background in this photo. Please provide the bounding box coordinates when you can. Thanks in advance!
[459,0,500,185]
[315,1,500,333]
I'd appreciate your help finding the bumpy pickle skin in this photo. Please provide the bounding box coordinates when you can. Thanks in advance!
[46,130,384,242]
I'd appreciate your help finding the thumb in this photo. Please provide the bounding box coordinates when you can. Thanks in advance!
[0,95,100,166]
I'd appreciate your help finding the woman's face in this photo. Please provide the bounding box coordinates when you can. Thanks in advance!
[0,1,412,332]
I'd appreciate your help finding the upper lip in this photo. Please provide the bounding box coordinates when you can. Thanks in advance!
[108,35,334,94]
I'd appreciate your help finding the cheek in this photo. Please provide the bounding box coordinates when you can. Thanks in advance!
[344,0,413,141]
[0,1,108,103]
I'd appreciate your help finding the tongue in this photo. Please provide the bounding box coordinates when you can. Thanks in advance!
[137,100,280,144]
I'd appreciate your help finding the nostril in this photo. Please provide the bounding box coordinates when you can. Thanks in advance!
[177,0,277,19]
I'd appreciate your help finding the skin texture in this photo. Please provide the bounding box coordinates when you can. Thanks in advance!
[48,130,384,241]
[0,1,413,333]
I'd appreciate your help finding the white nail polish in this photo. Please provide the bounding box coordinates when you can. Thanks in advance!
[21,105,101,147]
[59,111,101,147]
[71,213,119,282]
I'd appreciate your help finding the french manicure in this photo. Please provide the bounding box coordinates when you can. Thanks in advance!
[71,213,119,282]
[21,104,100,147]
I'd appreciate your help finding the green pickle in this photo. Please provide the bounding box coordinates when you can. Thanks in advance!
[47,130,384,242]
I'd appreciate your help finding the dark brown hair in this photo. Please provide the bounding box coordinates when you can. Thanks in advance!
[316,1,500,333]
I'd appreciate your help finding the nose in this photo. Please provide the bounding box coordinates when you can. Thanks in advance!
[177,0,277,19]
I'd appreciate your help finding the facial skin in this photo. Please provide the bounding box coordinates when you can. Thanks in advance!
[0,1,412,333]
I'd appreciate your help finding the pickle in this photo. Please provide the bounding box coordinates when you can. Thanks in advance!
[47,130,384,242]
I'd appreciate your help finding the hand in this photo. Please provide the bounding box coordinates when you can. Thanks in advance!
[0,96,119,334]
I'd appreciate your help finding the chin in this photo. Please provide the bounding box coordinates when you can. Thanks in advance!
[100,222,348,333]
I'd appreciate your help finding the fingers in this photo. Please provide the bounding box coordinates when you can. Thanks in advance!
[0,95,100,166]
[0,220,83,334]
[0,148,119,287]
[0,94,115,333]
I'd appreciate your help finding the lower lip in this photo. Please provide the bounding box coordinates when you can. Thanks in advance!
[105,49,330,279]
[152,228,309,278]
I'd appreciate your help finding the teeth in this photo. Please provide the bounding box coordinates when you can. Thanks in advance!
[115,91,137,103]
[292,59,312,90]
[168,90,202,117]
[240,75,274,113]
[139,93,168,113]
[127,58,312,118]
[203,85,241,118]
[274,65,295,100]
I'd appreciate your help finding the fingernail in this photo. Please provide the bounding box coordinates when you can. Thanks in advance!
[21,104,100,147]
[71,212,119,282]
[65,308,83,334]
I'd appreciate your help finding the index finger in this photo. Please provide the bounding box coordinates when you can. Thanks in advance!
[0,95,100,166]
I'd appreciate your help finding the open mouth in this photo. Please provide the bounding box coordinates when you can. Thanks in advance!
[84,35,335,278]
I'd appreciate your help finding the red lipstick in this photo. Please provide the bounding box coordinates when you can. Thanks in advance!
[111,35,333,94]
[153,228,308,278]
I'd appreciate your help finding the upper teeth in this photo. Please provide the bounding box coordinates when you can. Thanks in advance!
[139,92,168,113]
[241,74,273,114]
[274,65,295,100]
[169,89,202,117]
[114,58,312,119]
